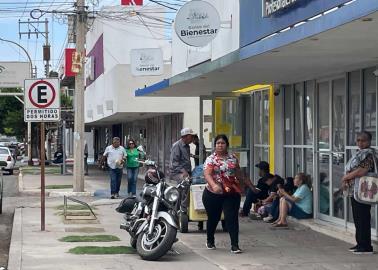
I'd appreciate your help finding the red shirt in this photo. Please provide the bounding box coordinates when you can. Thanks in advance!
[204,152,240,194]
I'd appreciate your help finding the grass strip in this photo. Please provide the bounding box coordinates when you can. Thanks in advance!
[60,235,120,242]
[68,246,135,255]
[45,184,73,189]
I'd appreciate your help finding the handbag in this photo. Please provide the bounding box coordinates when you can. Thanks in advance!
[353,155,378,205]
[221,176,242,195]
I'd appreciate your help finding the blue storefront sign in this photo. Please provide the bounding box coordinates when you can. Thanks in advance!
[240,0,351,47]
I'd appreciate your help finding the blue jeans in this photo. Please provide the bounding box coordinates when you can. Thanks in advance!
[127,167,139,195]
[289,203,312,219]
[242,188,267,216]
[269,197,280,220]
[110,168,123,195]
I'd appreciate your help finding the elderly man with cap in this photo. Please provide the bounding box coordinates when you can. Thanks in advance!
[169,127,195,213]
[240,161,271,217]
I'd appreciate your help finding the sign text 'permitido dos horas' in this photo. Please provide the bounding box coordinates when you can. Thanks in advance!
[24,79,61,122]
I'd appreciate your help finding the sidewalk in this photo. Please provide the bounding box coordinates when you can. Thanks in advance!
[18,165,140,198]
[8,167,378,270]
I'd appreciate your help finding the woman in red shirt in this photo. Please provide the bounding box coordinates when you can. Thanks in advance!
[202,134,243,254]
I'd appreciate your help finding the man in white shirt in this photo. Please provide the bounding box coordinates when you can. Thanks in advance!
[101,137,126,199]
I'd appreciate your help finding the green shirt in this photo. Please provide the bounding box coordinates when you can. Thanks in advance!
[126,148,139,168]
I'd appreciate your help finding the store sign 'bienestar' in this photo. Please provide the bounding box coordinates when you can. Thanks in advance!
[175,0,220,47]
[263,0,300,17]
[130,48,164,76]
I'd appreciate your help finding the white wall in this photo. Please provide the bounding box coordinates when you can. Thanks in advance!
[85,8,200,134]
[171,0,240,76]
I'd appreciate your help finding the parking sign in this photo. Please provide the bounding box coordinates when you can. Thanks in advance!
[24,79,61,122]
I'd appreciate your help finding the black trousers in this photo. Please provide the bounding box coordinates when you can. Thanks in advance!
[202,188,241,247]
[351,197,372,250]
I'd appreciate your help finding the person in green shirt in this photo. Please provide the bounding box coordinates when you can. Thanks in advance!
[125,139,141,196]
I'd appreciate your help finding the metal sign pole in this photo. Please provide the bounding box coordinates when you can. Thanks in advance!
[41,121,45,231]
[62,120,66,175]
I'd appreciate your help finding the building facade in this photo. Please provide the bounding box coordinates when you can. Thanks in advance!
[136,0,378,239]
[84,6,200,173]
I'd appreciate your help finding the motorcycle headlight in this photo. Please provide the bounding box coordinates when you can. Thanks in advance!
[164,186,179,203]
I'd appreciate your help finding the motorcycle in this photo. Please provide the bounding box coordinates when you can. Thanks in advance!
[116,159,189,261]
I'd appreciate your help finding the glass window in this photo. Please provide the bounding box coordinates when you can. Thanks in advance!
[262,91,270,145]
[304,149,313,178]
[285,148,293,177]
[332,153,345,219]
[319,155,330,216]
[284,85,293,145]
[263,147,269,163]
[294,83,304,145]
[202,99,213,150]
[254,92,262,145]
[332,78,346,152]
[348,71,361,145]
[363,67,377,145]
[318,82,330,150]
[305,81,314,145]
[294,148,303,174]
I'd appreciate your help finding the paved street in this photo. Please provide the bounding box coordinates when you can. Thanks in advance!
[0,172,40,268]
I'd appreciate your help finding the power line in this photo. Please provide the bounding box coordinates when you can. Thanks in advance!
[148,0,177,11]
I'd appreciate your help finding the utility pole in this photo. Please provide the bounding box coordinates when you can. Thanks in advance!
[19,19,50,165]
[73,0,86,192]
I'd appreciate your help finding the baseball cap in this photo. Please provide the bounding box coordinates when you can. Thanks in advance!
[255,161,270,171]
[181,128,196,137]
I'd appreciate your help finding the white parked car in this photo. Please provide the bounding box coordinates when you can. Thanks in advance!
[0,147,16,175]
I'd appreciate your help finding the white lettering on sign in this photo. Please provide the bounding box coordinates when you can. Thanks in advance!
[263,0,299,17]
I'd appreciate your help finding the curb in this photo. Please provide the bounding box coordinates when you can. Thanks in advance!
[49,191,93,197]
[290,217,377,247]
[20,190,50,197]
[7,208,22,270]
[18,172,23,193]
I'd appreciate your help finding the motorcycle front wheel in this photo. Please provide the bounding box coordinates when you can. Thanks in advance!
[136,218,177,261]
[130,237,137,249]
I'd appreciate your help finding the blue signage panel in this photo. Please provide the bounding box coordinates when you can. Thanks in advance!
[240,0,351,47]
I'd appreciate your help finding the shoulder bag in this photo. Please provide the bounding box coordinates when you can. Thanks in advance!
[354,155,378,205]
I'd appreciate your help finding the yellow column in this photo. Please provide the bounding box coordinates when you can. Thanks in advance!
[268,86,275,173]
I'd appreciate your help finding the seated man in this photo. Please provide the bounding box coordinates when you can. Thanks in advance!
[258,174,285,219]
[263,176,293,222]
[241,161,273,217]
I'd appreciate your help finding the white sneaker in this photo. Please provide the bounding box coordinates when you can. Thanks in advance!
[263,215,273,222]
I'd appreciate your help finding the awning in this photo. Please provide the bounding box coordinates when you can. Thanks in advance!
[135,2,378,97]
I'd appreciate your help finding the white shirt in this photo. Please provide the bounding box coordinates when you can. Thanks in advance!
[103,145,126,169]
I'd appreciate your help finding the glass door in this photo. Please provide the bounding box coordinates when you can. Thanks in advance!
[199,96,214,164]
[251,90,270,179]
[199,93,251,178]
[317,77,346,223]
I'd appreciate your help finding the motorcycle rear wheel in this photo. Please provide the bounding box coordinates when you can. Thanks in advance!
[136,218,177,261]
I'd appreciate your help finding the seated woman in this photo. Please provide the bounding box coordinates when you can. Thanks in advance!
[264,176,295,223]
[272,173,313,227]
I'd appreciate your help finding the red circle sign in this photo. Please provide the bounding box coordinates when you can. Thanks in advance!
[28,80,56,108]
